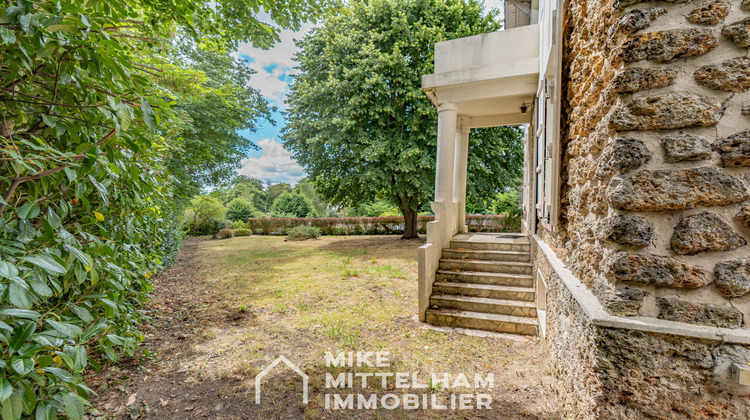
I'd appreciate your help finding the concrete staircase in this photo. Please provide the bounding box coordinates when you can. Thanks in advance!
[425,233,537,335]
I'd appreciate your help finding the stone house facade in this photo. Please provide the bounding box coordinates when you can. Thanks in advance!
[418,0,750,417]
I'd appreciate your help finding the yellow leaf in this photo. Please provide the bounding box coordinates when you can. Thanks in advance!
[94,212,104,222]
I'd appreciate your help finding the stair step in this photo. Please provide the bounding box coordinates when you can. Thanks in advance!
[432,282,535,301]
[436,270,533,287]
[425,309,537,335]
[442,249,530,262]
[430,294,536,317]
[439,258,532,275]
[450,240,530,252]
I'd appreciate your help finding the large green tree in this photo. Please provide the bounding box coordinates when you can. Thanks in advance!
[283,0,520,238]
[162,44,273,197]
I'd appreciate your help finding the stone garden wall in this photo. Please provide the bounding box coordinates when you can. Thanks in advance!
[549,0,750,330]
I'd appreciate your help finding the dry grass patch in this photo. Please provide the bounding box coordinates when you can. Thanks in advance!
[91,235,556,419]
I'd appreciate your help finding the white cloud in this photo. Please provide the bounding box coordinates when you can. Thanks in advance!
[237,23,315,105]
[239,138,306,184]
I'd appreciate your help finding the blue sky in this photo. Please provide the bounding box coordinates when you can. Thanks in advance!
[235,0,504,185]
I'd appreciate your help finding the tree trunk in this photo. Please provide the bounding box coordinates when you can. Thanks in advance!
[400,198,419,239]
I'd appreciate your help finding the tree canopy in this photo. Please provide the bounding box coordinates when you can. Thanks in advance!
[283,0,521,238]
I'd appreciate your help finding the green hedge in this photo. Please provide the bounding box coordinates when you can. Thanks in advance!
[245,215,520,236]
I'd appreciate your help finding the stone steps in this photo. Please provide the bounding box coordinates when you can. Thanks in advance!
[426,234,537,336]
[430,294,536,317]
[432,281,535,301]
[425,309,538,335]
[438,258,533,275]
[449,240,530,252]
[435,270,534,287]
[442,249,530,262]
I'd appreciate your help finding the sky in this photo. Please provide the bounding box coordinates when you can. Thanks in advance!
[235,0,504,185]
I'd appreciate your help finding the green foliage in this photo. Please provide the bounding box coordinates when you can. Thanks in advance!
[233,228,252,236]
[493,189,522,216]
[0,0,335,416]
[348,200,398,217]
[283,0,506,237]
[466,127,525,210]
[216,228,234,239]
[266,183,292,209]
[293,179,329,216]
[186,218,232,236]
[188,196,226,222]
[287,225,321,240]
[270,193,314,218]
[226,198,255,222]
[162,45,273,196]
[232,220,247,229]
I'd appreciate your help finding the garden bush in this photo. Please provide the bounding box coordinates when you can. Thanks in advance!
[234,228,252,236]
[270,193,314,218]
[246,215,520,236]
[185,218,232,236]
[287,225,321,240]
[216,229,234,239]
[226,199,255,222]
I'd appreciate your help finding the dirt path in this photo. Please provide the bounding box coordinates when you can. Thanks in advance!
[89,236,557,419]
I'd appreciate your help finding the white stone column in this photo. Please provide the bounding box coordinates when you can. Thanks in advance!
[435,103,458,203]
[453,116,470,233]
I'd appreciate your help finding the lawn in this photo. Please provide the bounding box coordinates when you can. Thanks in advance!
[90,236,555,419]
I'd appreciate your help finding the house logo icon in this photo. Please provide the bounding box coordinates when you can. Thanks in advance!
[255,356,309,405]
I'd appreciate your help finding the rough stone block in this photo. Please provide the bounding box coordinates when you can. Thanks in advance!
[744,0,750,10]
[736,205,750,228]
[605,287,646,316]
[606,167,747,212]
[670,211,747,255]
[612,68,677,93]
[743,105,750,116]
[620,29,718,63]
[610,93,722,131]
[595,138,651,177]
[694,57,750,93]
[713,130,750,168]
[661,134,712,162]
[722,18,750,48]
[687,0,730,25]
[610,252,709,288]
[616,7,667,34]
[715,258,750,297]
[656,297,742,328]
[598,215,655,246]
[615,0,691,9]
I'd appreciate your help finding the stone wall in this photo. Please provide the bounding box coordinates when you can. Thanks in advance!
[535,240,750,419]
[550,0,750,329]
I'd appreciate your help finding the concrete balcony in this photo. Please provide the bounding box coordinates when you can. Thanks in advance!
[421,24,540,127]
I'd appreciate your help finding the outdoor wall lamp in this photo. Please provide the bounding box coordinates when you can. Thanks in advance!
[520,102,530,114]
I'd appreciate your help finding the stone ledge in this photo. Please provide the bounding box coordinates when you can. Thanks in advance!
[533,235,750,345]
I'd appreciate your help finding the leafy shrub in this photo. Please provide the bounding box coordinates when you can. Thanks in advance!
[234,228,252,236]
[232,220,247,229]
[186,218,232,236]
[287,225,321,240]
[270,193,313,218]
[216,229,235,239]
[226,198,255,222]
[247,215,521,235]
[493,190,522,216]
[187,196,226,222]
